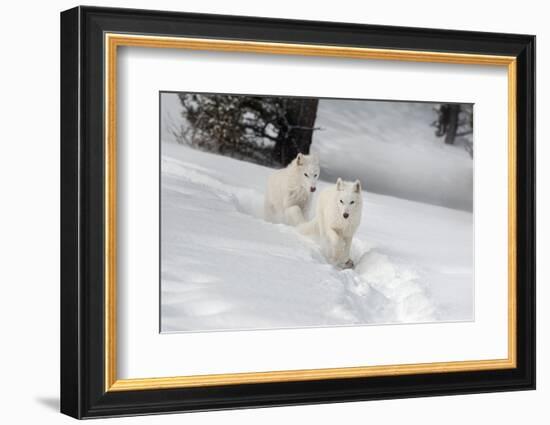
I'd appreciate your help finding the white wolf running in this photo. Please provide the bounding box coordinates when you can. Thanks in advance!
[300,178,363,268]
[264,153,320,226]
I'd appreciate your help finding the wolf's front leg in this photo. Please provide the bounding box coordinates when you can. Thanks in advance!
[340,237,354,269]
[324,228,345,264]
[284,205,305,226]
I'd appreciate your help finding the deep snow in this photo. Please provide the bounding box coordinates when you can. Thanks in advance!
[160,142,473,333]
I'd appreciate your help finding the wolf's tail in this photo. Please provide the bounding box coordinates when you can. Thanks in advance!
[298,218,318,236]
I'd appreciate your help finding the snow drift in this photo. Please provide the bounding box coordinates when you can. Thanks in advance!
[160,142,473,333]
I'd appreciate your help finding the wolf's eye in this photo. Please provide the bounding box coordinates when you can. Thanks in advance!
[304,173,309,177]
[314,174,318,178]
[350,201,355,205]
[340,200,344,204]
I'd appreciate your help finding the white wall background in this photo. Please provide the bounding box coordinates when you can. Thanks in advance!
[0,0,545,423]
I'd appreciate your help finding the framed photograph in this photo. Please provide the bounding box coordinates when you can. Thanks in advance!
[60,6,535,419]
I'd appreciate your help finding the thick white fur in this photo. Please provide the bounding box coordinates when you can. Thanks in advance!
[264,153,320,226]
[300,178,363,268]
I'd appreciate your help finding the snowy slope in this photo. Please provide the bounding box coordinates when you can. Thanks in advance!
[161,141,473,333]
[313,100,473,211]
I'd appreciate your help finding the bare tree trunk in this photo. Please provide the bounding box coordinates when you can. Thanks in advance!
[273,98,319,165]
[444,104,460,145]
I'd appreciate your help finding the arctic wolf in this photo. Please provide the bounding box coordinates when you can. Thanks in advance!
[300,178,363,268]
[264,153,320,226]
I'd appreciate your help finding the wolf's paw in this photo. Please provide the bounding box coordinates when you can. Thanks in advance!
[342,259,354,269]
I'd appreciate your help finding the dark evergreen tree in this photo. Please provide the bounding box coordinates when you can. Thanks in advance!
[432,103,473,157]
[176,94,319,166]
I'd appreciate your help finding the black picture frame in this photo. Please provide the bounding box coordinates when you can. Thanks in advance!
[61,5,535,419]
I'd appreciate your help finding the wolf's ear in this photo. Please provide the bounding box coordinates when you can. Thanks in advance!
[353,179,362,193]
[296,153,304,166]
[336,178,344,191]
[310,152,319,164]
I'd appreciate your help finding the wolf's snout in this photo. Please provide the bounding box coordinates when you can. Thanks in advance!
[310,187,316,192]
[343,213,349,219]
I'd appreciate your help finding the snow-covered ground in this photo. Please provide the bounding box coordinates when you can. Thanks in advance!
[161,141,473,333]
[313,100,473,211]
